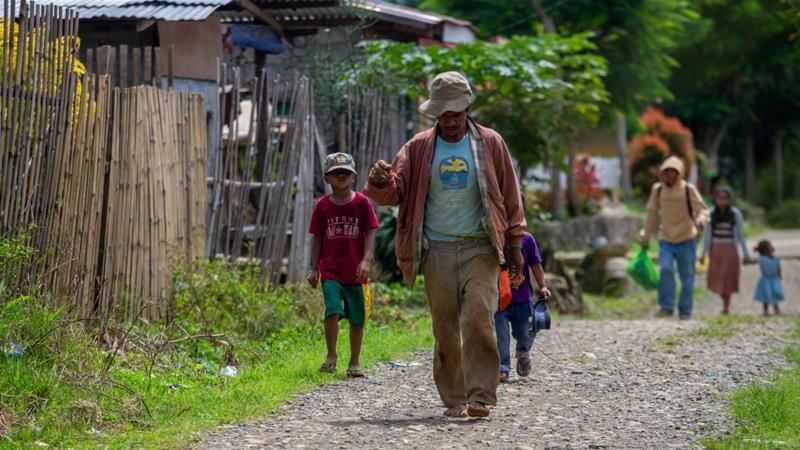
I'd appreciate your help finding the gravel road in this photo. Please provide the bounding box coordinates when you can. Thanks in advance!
[196,234,799,450]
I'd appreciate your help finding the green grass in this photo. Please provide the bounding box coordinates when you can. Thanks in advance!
[623,200,646,215]
[581,286,709,321]
[689,315,766,340]
[743,222,767,239]
[3,311,433,448]
[0,251,435,449]
[655,314,763,349]
[582,291,656,320]
[705,319,800,449]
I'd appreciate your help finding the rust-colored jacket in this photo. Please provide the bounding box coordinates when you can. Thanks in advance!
[363,119,526,283]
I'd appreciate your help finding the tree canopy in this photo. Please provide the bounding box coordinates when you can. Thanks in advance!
[346,34,609,168]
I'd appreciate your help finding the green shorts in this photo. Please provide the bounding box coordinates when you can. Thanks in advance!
[321,280,370,328]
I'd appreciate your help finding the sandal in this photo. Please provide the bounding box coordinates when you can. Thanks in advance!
[346,367,365,378]
[467,402,490,417]
[319,360,336,373]
[499,372,509,383]
[444,404,468,417]
[516,354,532,377]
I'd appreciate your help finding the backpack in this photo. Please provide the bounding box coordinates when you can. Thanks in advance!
[657,183,694,220]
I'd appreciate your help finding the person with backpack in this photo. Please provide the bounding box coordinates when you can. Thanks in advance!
[639,156,710,320]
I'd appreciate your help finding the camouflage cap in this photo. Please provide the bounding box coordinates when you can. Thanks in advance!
[324,152,357,174]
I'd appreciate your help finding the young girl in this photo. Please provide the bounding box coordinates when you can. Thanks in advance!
[753,240,784,316]
[700,187,752,315]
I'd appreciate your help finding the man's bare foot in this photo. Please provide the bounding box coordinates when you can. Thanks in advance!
[467,402,490,417]
[443,404,467,417]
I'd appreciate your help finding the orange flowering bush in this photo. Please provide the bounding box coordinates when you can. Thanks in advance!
[629,107,696,196]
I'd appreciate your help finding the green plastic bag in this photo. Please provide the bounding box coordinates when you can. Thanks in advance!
[626,248,659,290]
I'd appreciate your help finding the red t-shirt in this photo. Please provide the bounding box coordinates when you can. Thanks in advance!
[309,192,379,285]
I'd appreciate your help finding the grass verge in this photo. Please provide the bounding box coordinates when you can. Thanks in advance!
[1,251,434,449]
[705,319,800,449]
[581,286,709,320]
[655,314,765,349]
[3,301,433,449]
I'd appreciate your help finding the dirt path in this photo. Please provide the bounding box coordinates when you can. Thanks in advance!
[196,231,799,449]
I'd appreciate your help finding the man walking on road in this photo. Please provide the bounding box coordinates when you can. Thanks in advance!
[363,71,527,418]
[640,156,709,320]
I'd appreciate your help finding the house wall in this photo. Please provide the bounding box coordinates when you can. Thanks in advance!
[442,23,475,44]
[157,18,223,81]
[79,21,157,49]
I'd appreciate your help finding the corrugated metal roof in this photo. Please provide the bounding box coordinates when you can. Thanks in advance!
[219,0,475,30]
[2,0,474,29]
[358,1,455,27]
[2,0,232,20]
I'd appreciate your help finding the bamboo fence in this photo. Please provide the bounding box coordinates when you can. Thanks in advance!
[82,44,175,88]
[206,68,408,285]
[207,67,316,284]
[1,1,207,321]
[97,86,207,321]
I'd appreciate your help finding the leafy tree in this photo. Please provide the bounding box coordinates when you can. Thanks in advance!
[665,0,800,204]
[629,107,696,196]
[421,0,701,201]
[349,34,609,170]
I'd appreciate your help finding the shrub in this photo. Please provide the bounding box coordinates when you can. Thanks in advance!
[0,228,38,300]
[373,207,402,282]
[172,259,322,342]
[629,107,696,196]
[766,200,800,229]
[573,154,603,216]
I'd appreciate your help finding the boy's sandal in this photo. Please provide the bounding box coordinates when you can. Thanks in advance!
[516,355,532,377]
[346,367,365,378]
[319,361,336,373]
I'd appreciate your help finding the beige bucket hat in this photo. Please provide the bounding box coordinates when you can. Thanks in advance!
[419,71,473,117]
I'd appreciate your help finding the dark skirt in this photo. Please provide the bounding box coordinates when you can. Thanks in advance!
[707,243,740,295]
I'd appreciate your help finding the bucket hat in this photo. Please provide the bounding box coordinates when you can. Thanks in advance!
[419,71,473,117]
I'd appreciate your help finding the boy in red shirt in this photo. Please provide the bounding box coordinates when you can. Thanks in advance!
[308,152,379,378]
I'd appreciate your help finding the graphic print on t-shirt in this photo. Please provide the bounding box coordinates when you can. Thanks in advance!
[326,216,360,239]
[439,156,469,190]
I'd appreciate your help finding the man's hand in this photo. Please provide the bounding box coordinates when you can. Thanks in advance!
[356,259,371,281]
[307,268,319,288]
[538,286,552,299]
[368,160,392,187]
[508,248,524,280]
[696,218,708,233]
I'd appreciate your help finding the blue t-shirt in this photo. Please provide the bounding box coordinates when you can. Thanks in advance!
[502,233,543,303]
[424,135,486,241]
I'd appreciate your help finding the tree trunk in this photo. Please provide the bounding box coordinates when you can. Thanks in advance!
[533,1,558,33]
[566,141,579,217]
[337,112,347,152]
[707,124,727,177]
[616,112,632,201]
[774,128,784,207]
[550,155,564,219]
[744,122,756,204]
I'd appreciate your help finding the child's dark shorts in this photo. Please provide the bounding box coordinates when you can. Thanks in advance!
[321,280,370,328]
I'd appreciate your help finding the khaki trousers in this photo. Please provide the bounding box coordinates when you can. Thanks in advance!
[422,239,500,407]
